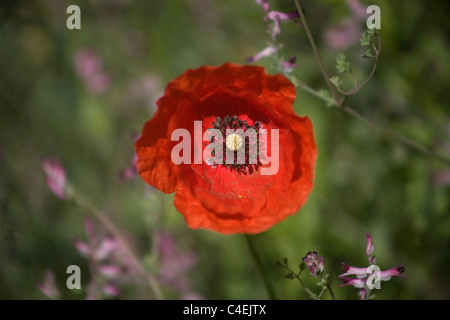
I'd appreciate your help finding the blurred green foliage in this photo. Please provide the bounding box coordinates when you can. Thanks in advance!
[0,0,450,299]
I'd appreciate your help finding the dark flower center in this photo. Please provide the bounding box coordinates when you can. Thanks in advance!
[206,115,263,175]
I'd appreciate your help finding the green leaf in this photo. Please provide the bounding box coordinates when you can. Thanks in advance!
[361,48,375,58]
[318,273,329,285]
[330,76,342,88]
[336,54,350,73]
[284,273,295,280]
[299,261,306,271]
[360,31,371,46]
[283,257,289,266]
[275,260,284,268]
[367,28,376,36]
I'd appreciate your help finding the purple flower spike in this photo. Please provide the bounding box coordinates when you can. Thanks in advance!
[346,0,367,20]
[339,233,407,298]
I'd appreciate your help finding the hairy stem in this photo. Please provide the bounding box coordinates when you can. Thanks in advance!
[294,0,339,104]
[296,275,317,299]
[283,264,318,299]
[326,284,336,300]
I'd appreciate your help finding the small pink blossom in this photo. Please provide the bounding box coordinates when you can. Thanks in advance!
[74,49,111,94]
[255,0,269,12]
[38,270,60,299]
[86,283,122,300]
[42,158,67,199]
[266,10,301,38]
[359,287,367,300]
[266,10,299,23]
[74,217,136,275]
[182,292,203,300]
[101,284,121,298]
[282,56,298,73]
[366,232,374,258]
[93,237,118,261]
[323,0,368,50]
[246,46,276,63]
[340,277,366,289]
[158,232,196,290]
[339,233,407,299]
[346,0,367,20]
[98,265,124,277]
[380,266,407,281]
[433,170,450,187]
[74,218,138,299]
[73,240,91,256]
[157,232,201,299]
[323,18,361,51]
[120,154,138,180]
[302,251,324,277]
[340,263,369,278]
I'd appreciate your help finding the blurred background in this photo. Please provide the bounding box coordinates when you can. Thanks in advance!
[0,0,449,299]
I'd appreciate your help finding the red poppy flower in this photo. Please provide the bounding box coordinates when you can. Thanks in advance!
[135,63,317,234]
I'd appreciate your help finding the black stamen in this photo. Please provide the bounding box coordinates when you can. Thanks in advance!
[205,115,263,174]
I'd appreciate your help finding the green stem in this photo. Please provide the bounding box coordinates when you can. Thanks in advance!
[340,105,450,166]
[295,273,317,299]
[245,235,277,300]
[283,265,318,300]
[317,285,327,299]
[326,284,336,300]
[294,0,339,104]
[300,82,450,166]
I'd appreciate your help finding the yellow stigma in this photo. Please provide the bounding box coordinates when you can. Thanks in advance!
[226,133,243,151]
